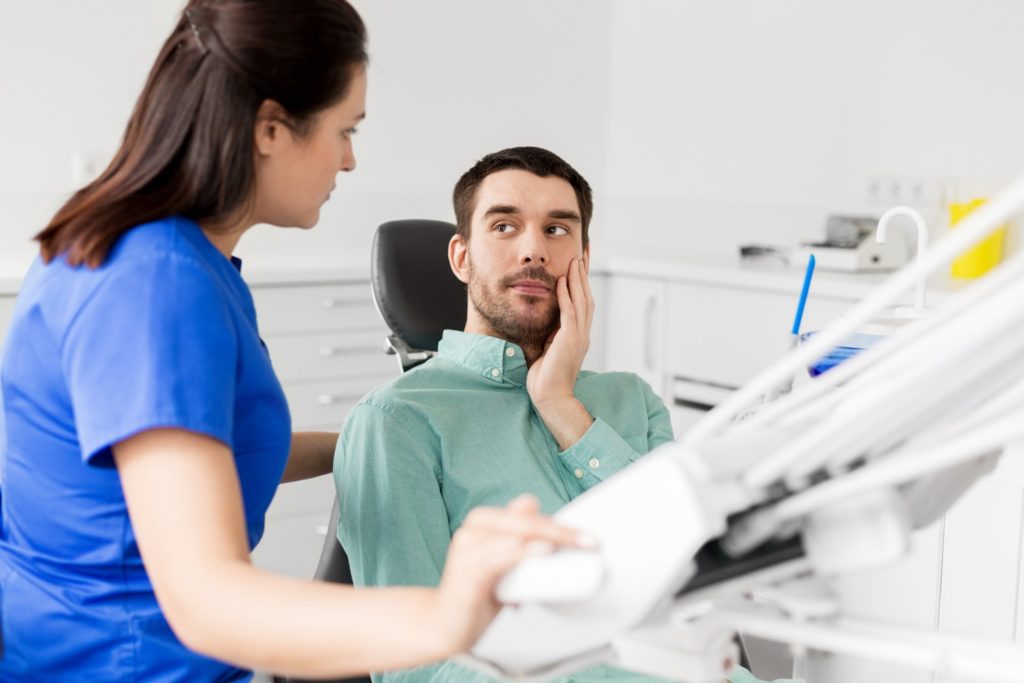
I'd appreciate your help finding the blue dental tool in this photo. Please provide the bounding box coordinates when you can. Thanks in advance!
[792,254,816,338]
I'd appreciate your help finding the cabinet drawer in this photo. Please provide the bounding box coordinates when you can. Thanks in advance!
[267,473,336,520]
[252,283,381,334]
[266,330,397,382]
[284,377,392,429]
[252,511,331,579]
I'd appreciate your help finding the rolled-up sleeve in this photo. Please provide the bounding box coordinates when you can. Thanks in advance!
[557,375,674,490]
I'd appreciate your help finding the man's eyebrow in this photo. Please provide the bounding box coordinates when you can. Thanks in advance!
[548,209,581,223]
[483,204,520,218]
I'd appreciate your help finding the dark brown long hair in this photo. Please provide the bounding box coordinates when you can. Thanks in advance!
[37,0,367,267]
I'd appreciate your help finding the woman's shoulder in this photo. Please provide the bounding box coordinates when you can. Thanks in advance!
[18,217,233,332]
[63,216,227,296]
[107,216,213,268]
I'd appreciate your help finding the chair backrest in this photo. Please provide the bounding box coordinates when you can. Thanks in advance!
[371,219,466,370]
[275,219,465,683]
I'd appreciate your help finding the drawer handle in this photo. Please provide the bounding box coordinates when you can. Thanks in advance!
[317,346,340,357]
[315,524,329,537]
[673,397,716,412]
[318,344,384,357]
[319,297,358,309]
[316,393,360,406]
[643,295,657,371]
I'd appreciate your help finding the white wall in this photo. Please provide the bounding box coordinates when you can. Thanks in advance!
[5,1,1024,275]
[1,1,183,274]
[602,0,1024,257]
[0,0,613,275]
[239,0,613,271]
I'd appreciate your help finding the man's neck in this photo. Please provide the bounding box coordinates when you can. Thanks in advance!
[462,323,544,367]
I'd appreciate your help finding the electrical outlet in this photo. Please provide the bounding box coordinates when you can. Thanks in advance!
[866,176,958,208]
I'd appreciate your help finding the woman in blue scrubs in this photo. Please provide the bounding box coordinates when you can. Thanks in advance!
[0,2,582,680]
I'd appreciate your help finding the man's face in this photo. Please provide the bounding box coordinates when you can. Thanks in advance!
[450,169,588,347]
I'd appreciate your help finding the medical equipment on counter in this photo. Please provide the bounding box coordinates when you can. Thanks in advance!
[876,206,930,310]
[801,206,932,377]
[794,214,907,272]
[951,199,1008,279]
[462,176,1024,682]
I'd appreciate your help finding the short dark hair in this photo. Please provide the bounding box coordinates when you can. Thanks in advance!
[37,0,368,267]
[452,146,593,249]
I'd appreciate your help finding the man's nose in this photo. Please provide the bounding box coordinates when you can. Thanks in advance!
[520,229,548,265]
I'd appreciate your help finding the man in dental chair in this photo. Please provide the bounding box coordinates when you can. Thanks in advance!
[334,146,789,683]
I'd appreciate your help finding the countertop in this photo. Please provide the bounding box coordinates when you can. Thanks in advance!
[0,261,372,296]
[0,247,971,302]
[597,246,965,303]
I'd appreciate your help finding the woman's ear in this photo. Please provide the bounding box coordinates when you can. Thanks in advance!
[449,234,470,284]
[253,99,292,157]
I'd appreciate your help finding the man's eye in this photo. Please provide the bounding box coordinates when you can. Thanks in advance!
[495,223,516,233]
[547,225,569,236]
[342,127,358,139]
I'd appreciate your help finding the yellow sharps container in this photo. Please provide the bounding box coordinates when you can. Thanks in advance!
[950,198,1007,279]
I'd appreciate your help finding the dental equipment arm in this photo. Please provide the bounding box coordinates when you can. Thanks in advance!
[462,174,1024,682]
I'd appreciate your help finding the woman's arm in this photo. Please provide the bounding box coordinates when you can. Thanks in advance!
[281,431,339,483]
[113,428,580,679]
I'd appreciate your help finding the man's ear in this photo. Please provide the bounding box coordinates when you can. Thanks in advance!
[253,99,293,157]
[582,246,591,273]
[449,233,470,284]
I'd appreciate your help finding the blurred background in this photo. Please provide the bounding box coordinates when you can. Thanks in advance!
[3,0,1023,276]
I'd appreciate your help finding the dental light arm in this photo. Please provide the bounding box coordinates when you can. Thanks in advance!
[462,175,1024,682]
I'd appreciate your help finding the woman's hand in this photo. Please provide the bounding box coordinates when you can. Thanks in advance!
[431,494,590,655]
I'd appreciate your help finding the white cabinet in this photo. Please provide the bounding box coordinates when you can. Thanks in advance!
[250,279,398,578]
[665,282,853,389]
[604,275,668,393]
[662,281,854,439]
[603,274,855,440]
[603,263,1024,683]
[251,510,333,579]
[583,272,608,373]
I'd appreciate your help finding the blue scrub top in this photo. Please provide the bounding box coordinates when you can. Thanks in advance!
[0,217,292,681]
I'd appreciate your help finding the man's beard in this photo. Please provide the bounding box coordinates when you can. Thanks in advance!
[466,261,560,352]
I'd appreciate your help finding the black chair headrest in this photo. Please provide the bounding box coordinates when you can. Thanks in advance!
[371,219,467,353]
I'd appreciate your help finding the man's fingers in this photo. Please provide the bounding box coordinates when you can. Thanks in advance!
[571,260,589,337]
[580,259,595,324]
[556,275,573,328]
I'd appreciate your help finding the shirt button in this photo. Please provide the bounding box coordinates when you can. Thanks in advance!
[574,468,584,479]
[490,368,500,377]
[588,458,600,469]
[505,347,515,357]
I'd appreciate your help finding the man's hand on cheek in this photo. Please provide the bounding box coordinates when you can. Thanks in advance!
[526,258,596,450]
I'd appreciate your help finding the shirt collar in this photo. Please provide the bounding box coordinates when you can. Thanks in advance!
[437,330,529,387]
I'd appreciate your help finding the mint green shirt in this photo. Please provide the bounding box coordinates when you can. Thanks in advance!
[334,330,675,682]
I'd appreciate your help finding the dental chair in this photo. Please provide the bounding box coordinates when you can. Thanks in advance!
[274,219,463,683]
